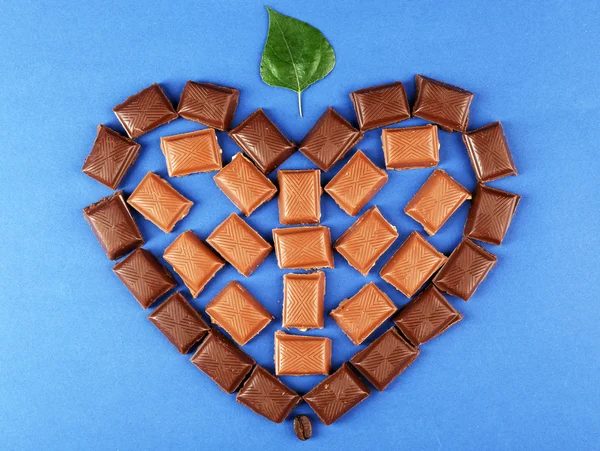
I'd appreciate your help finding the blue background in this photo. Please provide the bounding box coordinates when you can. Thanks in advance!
[0,1,598,449]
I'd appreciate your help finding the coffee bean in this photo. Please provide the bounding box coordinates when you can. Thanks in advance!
[293,415,312,441]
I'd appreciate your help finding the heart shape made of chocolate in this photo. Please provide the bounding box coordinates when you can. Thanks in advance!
[82,76,520,435]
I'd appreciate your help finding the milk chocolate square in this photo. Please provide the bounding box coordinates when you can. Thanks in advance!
[282,271,325,330]
[274,331,331,376]
[381,125,439,170]
[207,213,272,277]
[277,169,321,225]
[206,281,272,346]
[163,230,225,298]
[404,169,471,235]
[213,153,277,216]
[380,231,447,298]
[334,206,398,276]
[127,172,193,233]
[160,129,222,177]
[324,150,388,216]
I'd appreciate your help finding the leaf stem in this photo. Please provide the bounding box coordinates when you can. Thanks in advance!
[297,91,303,117]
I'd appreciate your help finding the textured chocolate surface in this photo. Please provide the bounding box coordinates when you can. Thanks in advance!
[463,121,518,183]
[394,284,462,345]
[213,153,277,216]
[299,107,363,171]
[177,81,239,130]
[83,191,144,260]
[303,363,370,425]
[350,82,411,131]
[380,231,447,298]
[127,172,193,233]
[334,206,398,276]
[433,238,497,301]
[160,129,222,177]
[274,331,331,376]
[350,327,419,391]
[412,75,473,132]
[277,170,322,225]
[148,292,210,353]
[404,169,471,235]
[190,328,255,394]
[282,271,325,330]
[229,109,295,174]
[113,248,176,309]
[82,125,140,190]
[464,183,521,245]
[206,281,273,346]
[330,282,397,345]
[272,226,334,270]
[236,365,301,423]
[324,150,388,216]
[381,125,439,170]
[163,230,225,298]
[207,213,272,277]
[113,83,178,139]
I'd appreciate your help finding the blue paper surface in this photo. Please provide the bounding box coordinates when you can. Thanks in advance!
[0,1,599,449]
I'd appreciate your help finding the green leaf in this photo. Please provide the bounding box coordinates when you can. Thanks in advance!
[260,6,336,117]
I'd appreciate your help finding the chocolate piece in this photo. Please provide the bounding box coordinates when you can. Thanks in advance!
[433,238,497,301]
[325,150,388,216]
[127,172,193,233]
[282,271,325,330]
[293,415,313,441]
[412,75,473,133]
[190,328,255,393]
[206,281,273,346]
[464,183,521,245]
[207,213,272,277]
[229,109,295,174]
[334,206,398,276]
[177,81,239,130]
[350,327,419,391]
[404,169,471,235]
[163,230,225,298]
[82,125,141,190]
[236,366,301,423]
[381,125,440,170]
[272,226,334,269]
[330,282,397,345]
[274,331,331,376]
[83,191,144,260]
[379,231,447,298]
[394,284,462,345]
[303,363,370,425]
[113,83,178,139]
[277,170,322,225]
[350,82,411,131]
[148,292,210,353]
[213,153,277,216]
[299,107,363,171]
[113,248,176,309]
[160,129,222,177]
[463,121,518,182]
